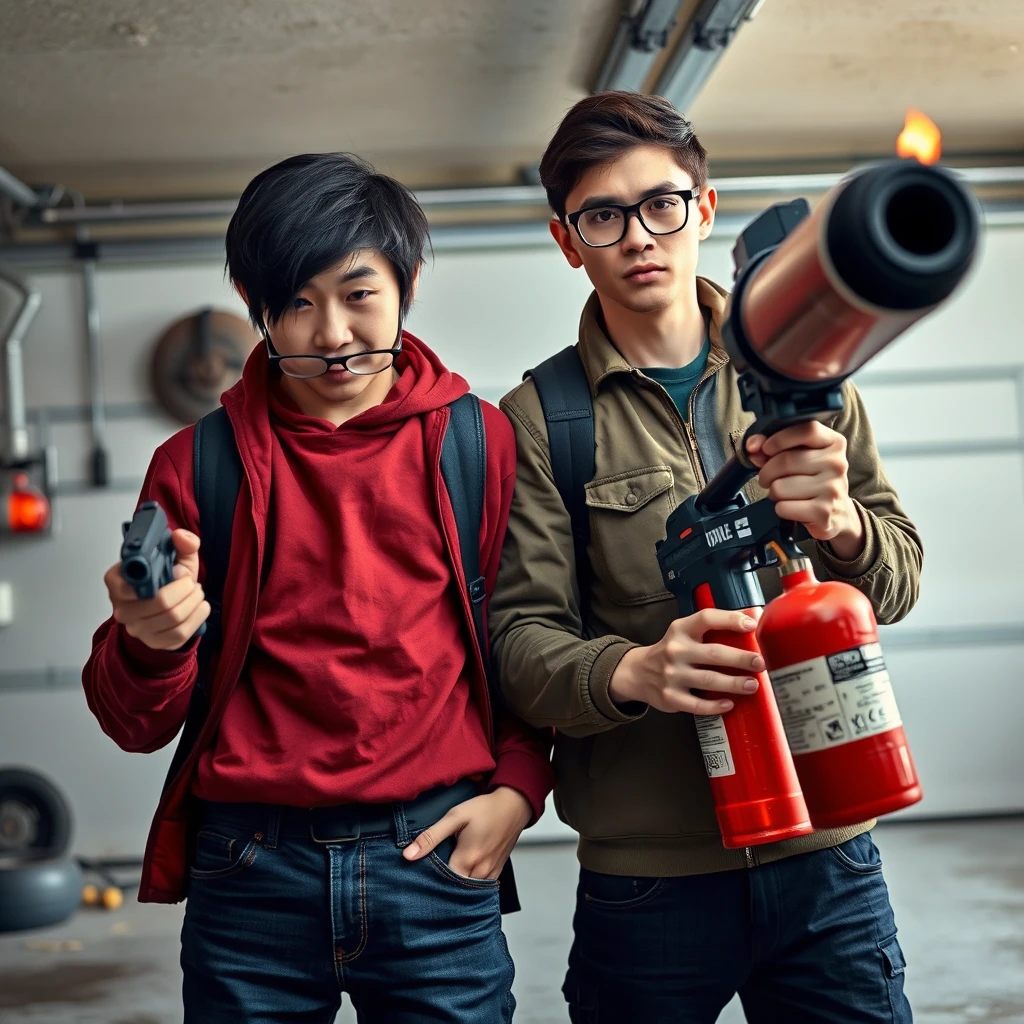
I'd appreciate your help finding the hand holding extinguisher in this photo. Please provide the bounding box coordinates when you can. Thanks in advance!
[608,609,765,719]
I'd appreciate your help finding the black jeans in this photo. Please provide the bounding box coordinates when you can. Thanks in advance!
[564,832,911,1023]
[180,785,514,1023]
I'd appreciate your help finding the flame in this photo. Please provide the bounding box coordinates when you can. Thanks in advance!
[896,109,942,165]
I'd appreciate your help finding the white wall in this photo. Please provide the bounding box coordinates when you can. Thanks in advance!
[0,221,1021,856]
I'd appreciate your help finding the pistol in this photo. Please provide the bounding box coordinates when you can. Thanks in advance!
[120,500,206,636]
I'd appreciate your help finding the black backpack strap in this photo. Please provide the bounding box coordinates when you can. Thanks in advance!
[162,406,243,792]
[439,394,522,916]
[524,346,596,633]
[440,394,494,706]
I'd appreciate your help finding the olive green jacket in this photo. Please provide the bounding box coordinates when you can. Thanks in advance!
[490,277,923,877]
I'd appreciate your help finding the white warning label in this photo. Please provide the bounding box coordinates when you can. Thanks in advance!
[770,643,903,755]
[695,714,736,778]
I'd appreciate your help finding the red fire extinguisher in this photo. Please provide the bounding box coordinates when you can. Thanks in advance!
[693,583,812,849]
[756,554,922,829]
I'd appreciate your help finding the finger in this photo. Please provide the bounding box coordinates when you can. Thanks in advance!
[172,530,202,582]
[676,668,760,696]
[662,689,735,716]
[447,846,484,879]
[772,499,830,533]
[116,577,202,626]
[403,808,465,861]
[758,444,845,488]
[451,854,502,881]
[106,570,139,605]
[115,578,200,626]
[123,582,205,636]
[695,643,766,674]
[745,434,766,455]
[758,447,840,489]
[761,421,838,457]
[171,529,201,557]
[144,597,211,651]
[766,472,831,503]
[676,609,756,640]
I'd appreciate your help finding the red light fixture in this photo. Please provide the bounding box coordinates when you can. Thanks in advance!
[7,472,51,532]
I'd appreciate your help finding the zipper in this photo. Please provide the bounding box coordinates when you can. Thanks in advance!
[634,356,724,489]
[744,846,754,869]
[685,355,726,487]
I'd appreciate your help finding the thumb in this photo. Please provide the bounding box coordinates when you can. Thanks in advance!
[171,529,201,580]
[744,434,767,469]
[403,809,464,862]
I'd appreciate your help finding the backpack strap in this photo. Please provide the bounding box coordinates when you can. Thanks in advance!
[439,394,496,713]
[439,394,522,916]
[524,346,595,633]
[161,406,243,792]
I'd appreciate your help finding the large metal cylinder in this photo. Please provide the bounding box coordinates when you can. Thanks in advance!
[732,160,980,384]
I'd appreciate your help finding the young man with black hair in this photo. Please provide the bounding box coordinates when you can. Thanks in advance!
[491,92,922,1022]
[84,152,552,1023]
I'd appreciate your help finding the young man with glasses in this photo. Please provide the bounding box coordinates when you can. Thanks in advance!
[490,93,922,1021]
[84,152,552,1023]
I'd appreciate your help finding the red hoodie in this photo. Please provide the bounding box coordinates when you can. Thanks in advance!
[82,332,553,904]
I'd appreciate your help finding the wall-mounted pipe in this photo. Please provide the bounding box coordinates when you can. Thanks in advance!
[0,264,42,463]
[3,199,1024,269]
[0,165,42,210]
[70,189,109,488]
[24,164,1024,227]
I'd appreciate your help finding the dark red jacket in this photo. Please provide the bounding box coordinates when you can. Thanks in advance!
[83,332,554,904]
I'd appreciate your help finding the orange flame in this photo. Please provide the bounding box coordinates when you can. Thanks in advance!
[896,109,942,165]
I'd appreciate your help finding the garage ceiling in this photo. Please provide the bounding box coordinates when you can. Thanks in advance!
[0,0,1021,200]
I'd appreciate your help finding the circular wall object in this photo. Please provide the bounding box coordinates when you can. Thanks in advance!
[151,308,257,424]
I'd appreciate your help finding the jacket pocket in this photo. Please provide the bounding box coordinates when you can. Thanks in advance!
[584,466,674,606]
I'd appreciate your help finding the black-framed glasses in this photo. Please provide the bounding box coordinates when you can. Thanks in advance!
[566,188,701,248]
[264,326,403,379]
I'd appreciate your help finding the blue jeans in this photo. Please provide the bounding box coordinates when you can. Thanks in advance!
[180,792,515,1023]
[564,832,911,1023]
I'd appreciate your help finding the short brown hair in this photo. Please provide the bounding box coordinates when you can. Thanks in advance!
[539,91,708,221]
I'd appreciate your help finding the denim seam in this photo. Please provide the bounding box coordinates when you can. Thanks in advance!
[499,928,516,1023]
[582,877,665,910]
[330,846,345,991]
[843,840,907,1022]
[188,837,259,880]
[427,851,501,891]
[340,842,369,965]
[829,842,885,875]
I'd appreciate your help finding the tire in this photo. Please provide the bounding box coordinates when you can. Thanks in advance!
[0,767,73,860]
[0,858,83,933]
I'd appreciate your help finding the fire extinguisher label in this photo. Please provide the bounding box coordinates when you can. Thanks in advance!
[695,715,737,777]
[769,643,903,754]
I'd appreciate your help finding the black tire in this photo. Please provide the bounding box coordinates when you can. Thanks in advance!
[0,858,83,933]
[0,767,74,861]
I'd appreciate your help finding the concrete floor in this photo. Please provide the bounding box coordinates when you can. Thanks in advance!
[1,818,1022,1023]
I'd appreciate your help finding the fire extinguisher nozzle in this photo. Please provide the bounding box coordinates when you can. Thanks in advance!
[778,556,813,578]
